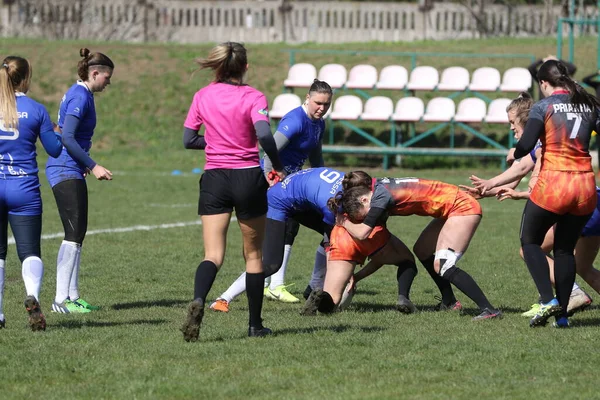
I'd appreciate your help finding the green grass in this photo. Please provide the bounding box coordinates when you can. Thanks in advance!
[0,37,599,399]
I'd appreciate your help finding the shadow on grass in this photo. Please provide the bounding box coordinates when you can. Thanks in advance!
[111,299,188,310]
[272,324,386,336]
[52,319,168,329]
[348,302,398,313]
[571,317,600,328]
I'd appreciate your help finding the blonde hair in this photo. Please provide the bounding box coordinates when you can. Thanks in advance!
[196,42,248,83]
[506,91,533,129]
[0,56,31,129]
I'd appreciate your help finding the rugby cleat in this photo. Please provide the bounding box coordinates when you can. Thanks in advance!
[248,326,273,337]
[51,299,91,314]
[265,284,300,303]
[396,295,417,314]
[529,298,561,327]
[472,308,503,321]
[566,289,593,316]
[24,296,46,331]
[300,289,324,316]
[521,303,541,317]
[181,298,204,342]
[72,298,100,311]
[209,299,229,313]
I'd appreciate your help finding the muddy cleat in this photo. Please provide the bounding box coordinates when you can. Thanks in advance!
[209,298,229,313]
[552,316,570,328]
[530,298,561,327]
[303,285,313,300]
[24,296,46,331]
[300,289,323,316]
[181,299,205,342]
[566,289,593,317]
[521,303,541,317]
[396,295,417,314]
[248,326,273,337]
[435,296,462,311]
[472,308,503,321]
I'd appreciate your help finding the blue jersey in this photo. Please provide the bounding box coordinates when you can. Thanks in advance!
[529,140,542,163]
[272,106,325,174]
[0,93,54,179]
[46,81,96,186]
[267,167,344,226]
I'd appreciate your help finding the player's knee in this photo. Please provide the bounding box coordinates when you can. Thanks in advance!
[435,248,462,278]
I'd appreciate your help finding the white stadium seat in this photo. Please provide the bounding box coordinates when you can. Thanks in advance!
[376,65,408,90]
[407,66,439,91]
[437,66,470,91]
[360,96,394,121]
[500,67,533,92]
[269,93,302,119]
[318,64,347,89]
[283,63,317,89]
[392,97,424,122]
[422,97,455,122]
[485,98,512,124]
[454,97,487,123]
[468,67,501,92]
[345,64,378,89]
[328,95,363,120]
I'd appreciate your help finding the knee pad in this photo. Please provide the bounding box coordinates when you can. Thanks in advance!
[435,248,462,277]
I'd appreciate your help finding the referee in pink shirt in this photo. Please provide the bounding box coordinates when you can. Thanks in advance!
[180,42,285,341]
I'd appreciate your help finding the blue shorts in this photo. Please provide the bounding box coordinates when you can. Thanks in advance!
[46,150,85,188]
[582,188,600,237]
[0,177,42,216]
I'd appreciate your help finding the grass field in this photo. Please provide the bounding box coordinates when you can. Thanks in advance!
[0,37,600,399]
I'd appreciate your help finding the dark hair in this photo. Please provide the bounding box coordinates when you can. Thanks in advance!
[335,185,372,222]
[538,60,600,110]
[0,56,31,129]
[308,79,333,96]
[77,48,114,81]
[197,42,248,83]
[342,170,372,191]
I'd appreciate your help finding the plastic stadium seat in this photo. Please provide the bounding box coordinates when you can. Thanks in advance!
[375,65,408,90]
[391,97,424,122]
[270,93,302,119]
[345,64,378,89]
[437,66,470,91]
[485,98,512,123]
[283,63,317,89]
[454,97,487,123]
[328,95,363,120]
[468,67,501,92]
[406,66,439,91]
[318,64,347,89]
[360,96,394,121]
[500,67,533,92]
[422,97,455,122]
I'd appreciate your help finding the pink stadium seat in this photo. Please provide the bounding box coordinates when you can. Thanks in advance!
[454,97,487,123]
[269,93,302,119]
[407,66,439,91]
[392,97,424,122]
[422,97,455,122]
[500,67,533,92]
[485,98,512,124]
[360,96,394,121]
[375,65,408,90]
[328,95,363,120]
[345,64,378,89]
[283,63,317,89]
[437,67,470,91]
[468,67,501,92]
[318,64,348,89]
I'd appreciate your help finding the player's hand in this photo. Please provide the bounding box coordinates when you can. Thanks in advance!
[469,175,495,195]
[506,148,516,165]
[267,170,286,187]
[496,188,520,201]
[347,275,357,293]
[459,184,483,199]
[52,122,62,134]
[91,164,112,181]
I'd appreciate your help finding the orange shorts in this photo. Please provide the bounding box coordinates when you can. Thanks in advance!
[328,225,391,264]
[447,190,482,217]
[530,170,596,216]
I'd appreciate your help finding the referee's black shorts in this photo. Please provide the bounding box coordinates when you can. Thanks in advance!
[198,167,268,220]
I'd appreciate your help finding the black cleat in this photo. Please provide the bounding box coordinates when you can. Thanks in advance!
[248,326,273,337]
[180,299,204,342]
[0,318,5,329]
[396,295,417,314]
[300,289,323,316]
[303,285,313,300]
[472,307,503,321]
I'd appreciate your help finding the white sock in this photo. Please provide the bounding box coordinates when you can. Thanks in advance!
[22,256,44,300]
[309,246,327,290]
[270,244,292,289]
[69,246,82,301]
[0,259,5,321]
[264,276,271,288]
[219,272,247,303]
[55,241,79,303]
[572,282,581,292]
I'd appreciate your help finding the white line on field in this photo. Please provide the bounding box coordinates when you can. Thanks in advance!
[7,217,238,245]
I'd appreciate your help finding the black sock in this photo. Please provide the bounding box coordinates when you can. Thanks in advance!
[443,266,493,310]
[522,244,554,303]
[193,260,218,301]
[246,272,265,328]
[397,260,418,298]
[554,253,576,319]
[318,291,336,314]
[420,256,456,304]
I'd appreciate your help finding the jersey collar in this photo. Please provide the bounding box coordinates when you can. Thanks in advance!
[15,92,25,97]
[77,80,92,93]
[552,89,569,95]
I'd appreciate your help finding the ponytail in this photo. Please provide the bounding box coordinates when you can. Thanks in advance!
[0,56,31,129]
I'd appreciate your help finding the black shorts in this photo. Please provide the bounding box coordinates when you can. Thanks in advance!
[198,167,268,220]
